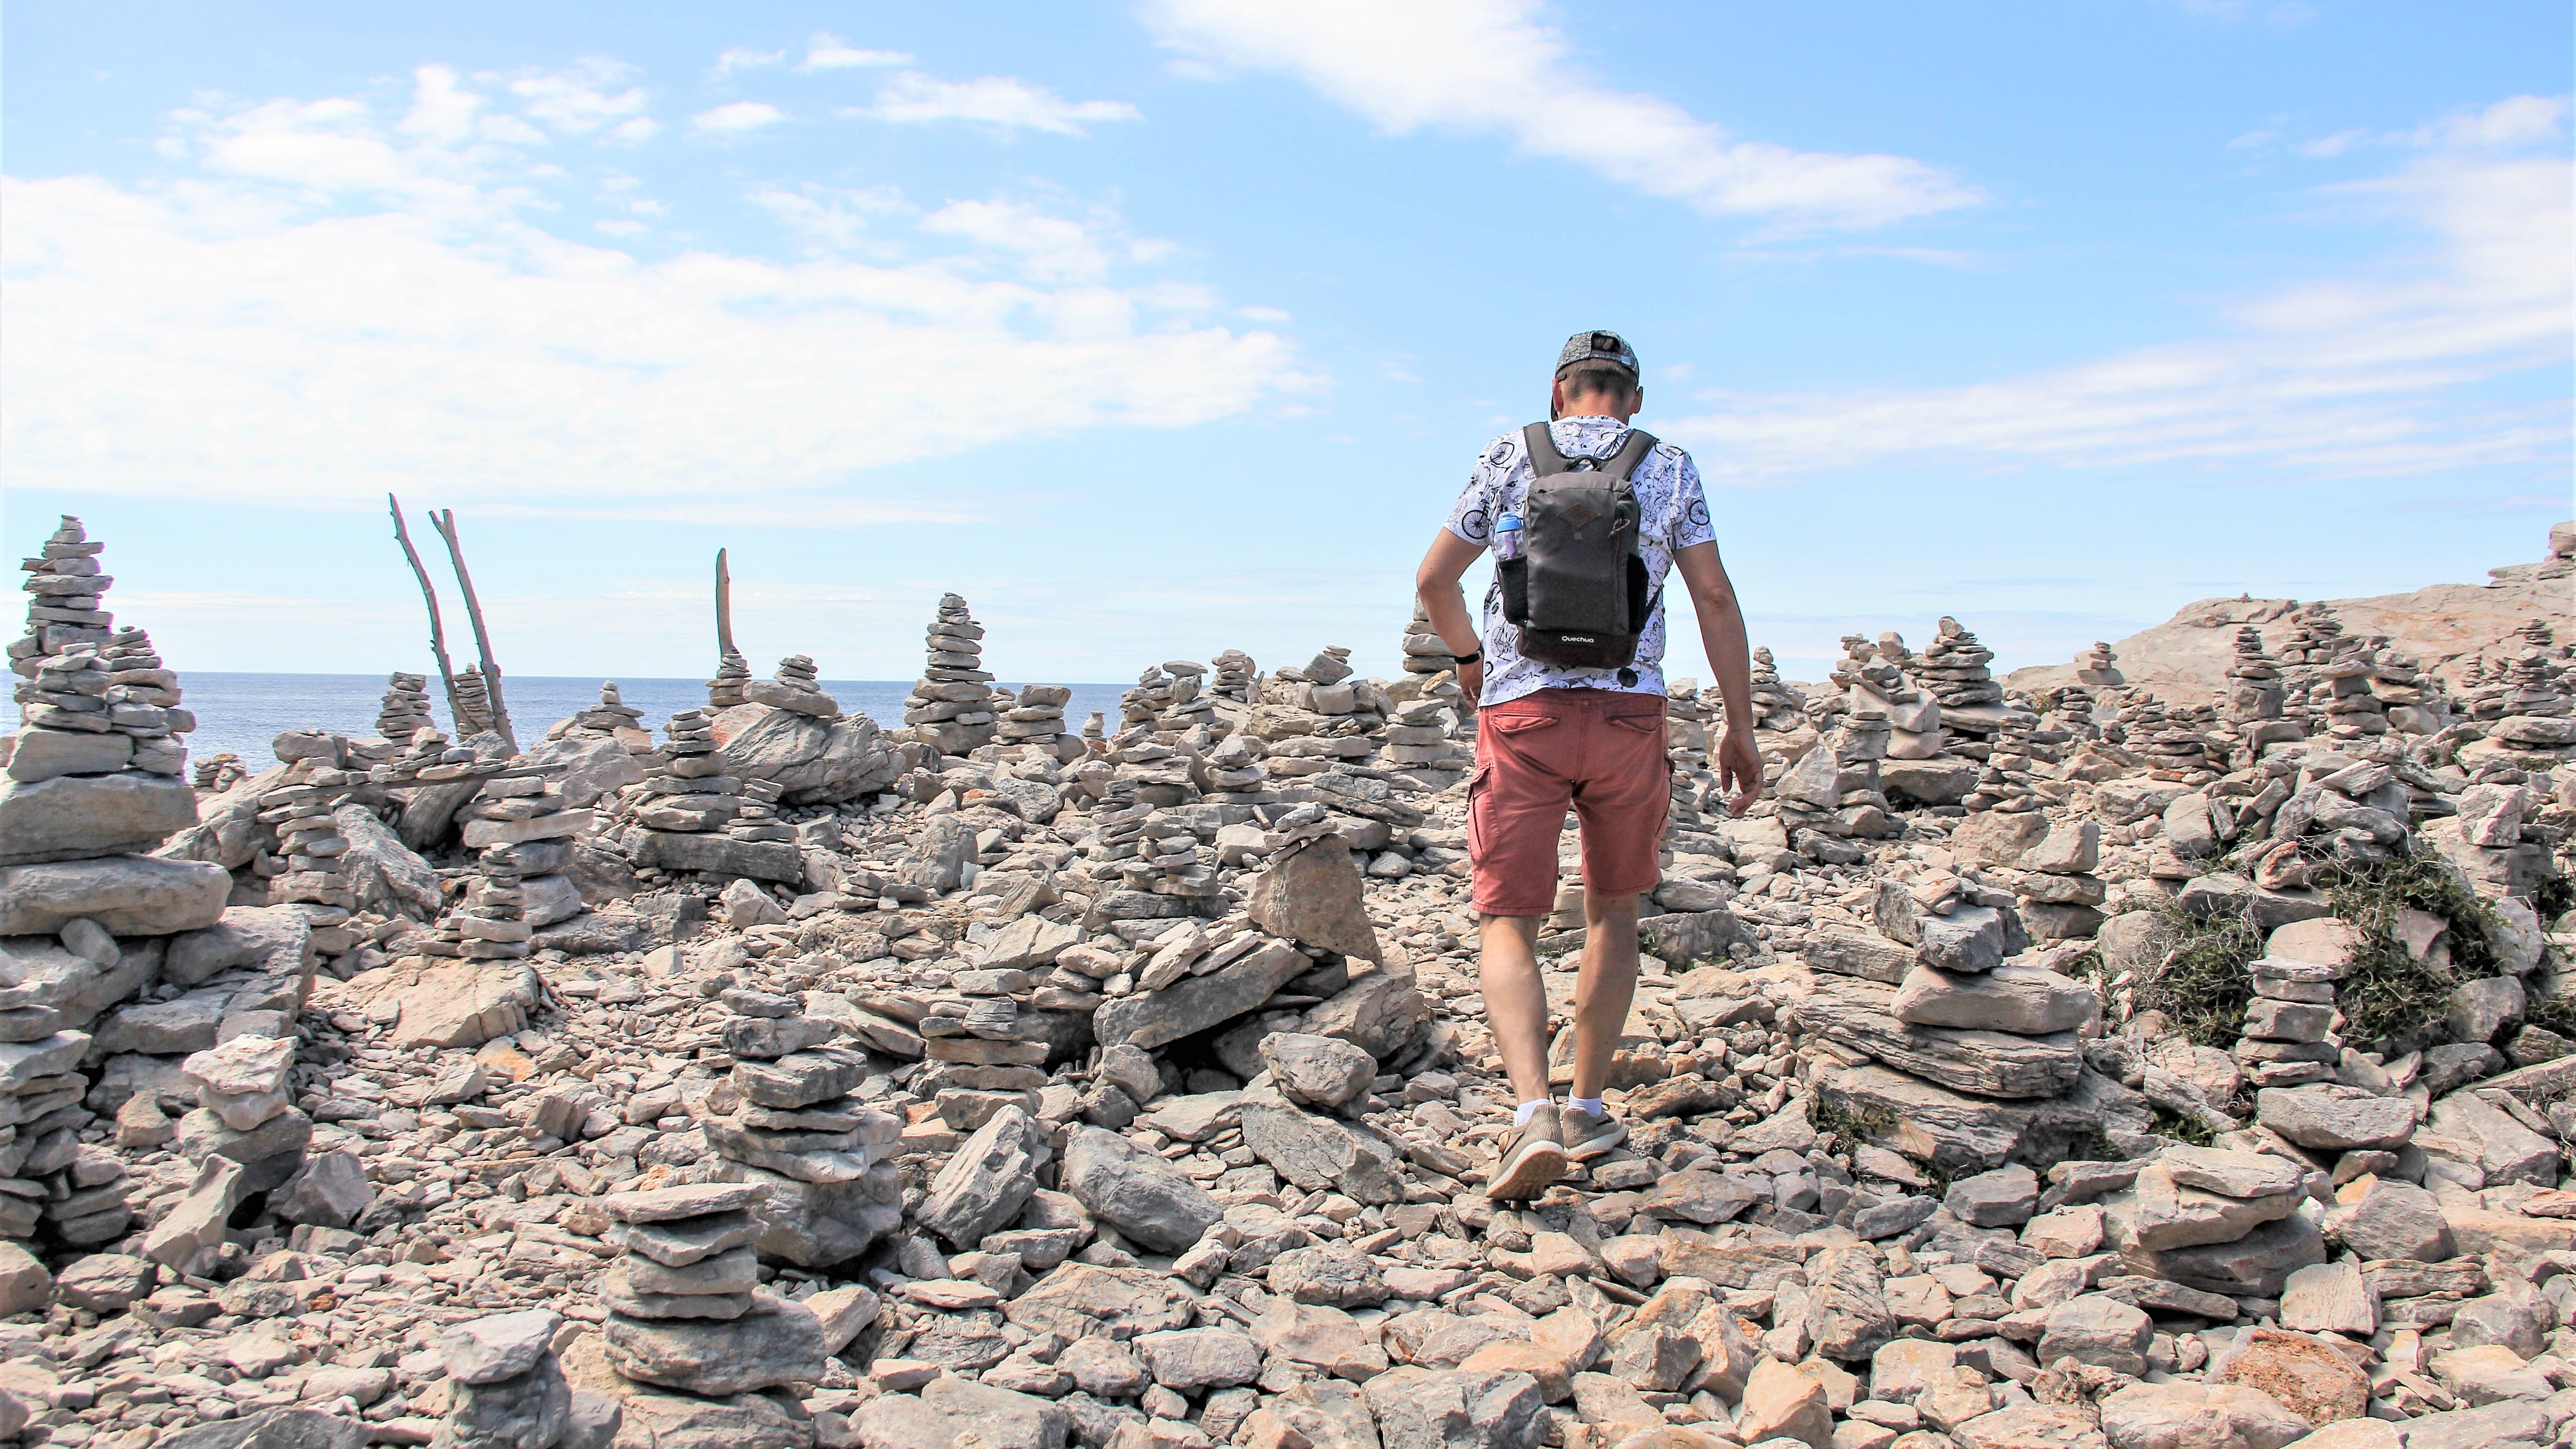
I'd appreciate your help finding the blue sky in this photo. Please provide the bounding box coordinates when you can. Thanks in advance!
[4,1,2568,690]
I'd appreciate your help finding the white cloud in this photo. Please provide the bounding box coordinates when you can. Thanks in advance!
[712,46,786,80]
[750,182,908,254]
[692,100,784,135]
[1138,0,1977,230]
[1666,116,2571,485]
[799,33,913,71]
[856,72,1142,136]
[504,57,651,135]
[0,66,1320,521]
[921,197,1169,282]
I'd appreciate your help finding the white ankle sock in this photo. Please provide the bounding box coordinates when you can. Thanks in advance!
[1569,1096,1605,1118]
[1514,1099,1552,1126]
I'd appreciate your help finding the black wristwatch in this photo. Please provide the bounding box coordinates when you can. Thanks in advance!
[1455,649,1483,666]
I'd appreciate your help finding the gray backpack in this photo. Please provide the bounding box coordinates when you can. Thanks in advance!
[1495,423,1659,670]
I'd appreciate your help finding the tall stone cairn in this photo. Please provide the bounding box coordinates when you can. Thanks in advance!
[906,593,997,757]
[376,671,433,741]
[709,647,751,709]
[453,664,498,736]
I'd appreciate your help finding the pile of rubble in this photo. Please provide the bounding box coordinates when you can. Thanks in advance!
[0,518,2572,1449]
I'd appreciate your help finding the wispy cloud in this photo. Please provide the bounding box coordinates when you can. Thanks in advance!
[0,64,1321,521]
[1138,0,1977,231]
[1667,99,2572,487]
[798,33,913,72]
[853,73,1142,137]
[692,100,784,135]
[711,46,786,80]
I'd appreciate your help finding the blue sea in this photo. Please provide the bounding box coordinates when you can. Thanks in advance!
[12,675,1131,769]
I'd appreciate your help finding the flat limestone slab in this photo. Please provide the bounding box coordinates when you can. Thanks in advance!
[0,772,199,865]
[0,855,229,936]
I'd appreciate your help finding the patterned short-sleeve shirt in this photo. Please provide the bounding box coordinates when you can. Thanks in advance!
[1444,416,1716,708]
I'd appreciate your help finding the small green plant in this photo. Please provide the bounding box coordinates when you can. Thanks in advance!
[2533,872,2575,926]
[2326,845,2499,1050]
[2149,1105,2220,1147]
[1812,1095,1896,1153]
[2131,898,2265,1048]
[2060,1125,2122,1162]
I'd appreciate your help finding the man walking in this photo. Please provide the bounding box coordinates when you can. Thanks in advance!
[1415,330,1762,1199]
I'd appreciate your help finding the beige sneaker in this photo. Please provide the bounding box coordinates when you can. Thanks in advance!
[1561,1104,1626,1160]
[1487,1104,1568,1200]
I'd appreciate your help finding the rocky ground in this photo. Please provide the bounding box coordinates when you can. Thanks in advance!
[0,518,2573,1449]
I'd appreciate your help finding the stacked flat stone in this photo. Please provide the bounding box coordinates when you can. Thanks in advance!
[2224,628,2286,727]
[437,1309,597,1449]
[1916,617,2003,716]
[191,753,245,792]
[454,665,498,737]
[2014,818,2106,941]
[461,771,595,933]
[597,1182,827,1398]
[265,769,357,914]
[728,778,791,843]
[708,648,751,709]
[1772,711,1893,864]
[2116,698,2210,777]
[451,845,532,962]
[1962,716,2044,813]
[706,990,896,1179]
[1842,634,1941,762]
[2485,622,2576,759]
[749,653,839,718]
[1748,647,1806,731]
[1210,649,1257,702]
[5,517,203,863]
[907,594,997,757]
[634,710,736,834]
[2315,631,2390,739]
[178,1032,310,1196]
[1399,602,1460,680]
[2074,641,2125,687]
[569,681,645,736]
[2235,940,2345,1090]
[1381,697,1469,776]
[997,684,1072,748]
[1199,731,1274,803]
[1800,868,2083,1115]
[2094,1140,2322,1302]
[377,672,434,741]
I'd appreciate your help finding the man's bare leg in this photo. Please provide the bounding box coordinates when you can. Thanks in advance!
[1476,913,1552,1105]
[1558,889,1641,1158]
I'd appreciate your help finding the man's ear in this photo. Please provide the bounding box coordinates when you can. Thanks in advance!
[1631,385,1644,420]
[1548,378,1566,421]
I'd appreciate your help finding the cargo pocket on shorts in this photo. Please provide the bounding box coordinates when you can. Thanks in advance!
[1464,763,1492,862]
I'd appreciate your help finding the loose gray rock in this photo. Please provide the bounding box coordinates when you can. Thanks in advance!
[1056,1124,1221,1253]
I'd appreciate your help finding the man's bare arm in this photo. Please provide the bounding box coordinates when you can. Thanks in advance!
[1416,530,1488,700]
[1672,540,1762,814]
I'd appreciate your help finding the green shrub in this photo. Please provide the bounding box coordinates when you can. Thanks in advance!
[2326,845,2495,1050]
[2131,898,2264,1049]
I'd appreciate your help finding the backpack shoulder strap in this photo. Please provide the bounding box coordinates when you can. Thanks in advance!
[1523,422,1577,477]
[1603,428,1658,483]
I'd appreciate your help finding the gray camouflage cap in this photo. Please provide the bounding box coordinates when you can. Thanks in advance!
[1554,329,1639,382]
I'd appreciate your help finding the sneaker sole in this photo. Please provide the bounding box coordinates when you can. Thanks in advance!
[1564,1123,1626,1161]
[1487,1139,1568,1200]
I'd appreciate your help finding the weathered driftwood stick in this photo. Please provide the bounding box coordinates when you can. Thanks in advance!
[428,507,517,753]
[716,548,736,659]
[388,493,467,732]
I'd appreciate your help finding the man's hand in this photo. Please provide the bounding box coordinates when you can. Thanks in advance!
[1458,658,1484,703]
[1717,724,1763,817]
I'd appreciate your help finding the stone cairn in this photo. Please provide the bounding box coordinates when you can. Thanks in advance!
[708,647,751,709]
[751,653,838,718]
[1962,715,2045,815]
[179,1031,308,1195]
[1209,648,1257,702]
[1773,698,1894,866]
[2014,816,2106,942]
[634,709,734,835]
[597,1182,827,1401]
[2075,640,2125,687]
[726,778,791,846]
[1747,646,1805,730]
[1844,633,1942,761]
[8,516,197,788]
[265,767,357,922]
[907,594,996,757]
[1398,602,1462,686]
[1914,616,2004,745]
[2483,621,2576,761]
[377,671,434,741]
[191,752,245,792]
[454,664,498,736]
[435,1308,611,1449]
[996,684,1072,751]
[457,768,594,938]
[561,681,646,742]
[2223,626,2288,747]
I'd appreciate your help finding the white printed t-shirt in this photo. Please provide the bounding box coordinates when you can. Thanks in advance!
[1442,416,1716,708]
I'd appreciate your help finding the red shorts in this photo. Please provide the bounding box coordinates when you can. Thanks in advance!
[1467,689,1671,917]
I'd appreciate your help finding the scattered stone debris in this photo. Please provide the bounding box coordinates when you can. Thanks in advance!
[0,517,2570,1449]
